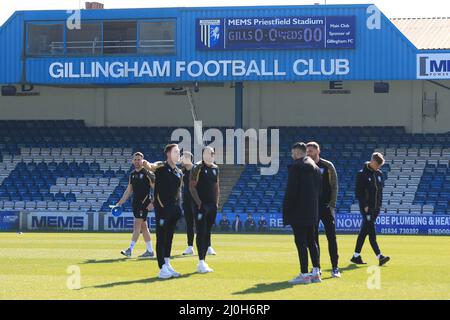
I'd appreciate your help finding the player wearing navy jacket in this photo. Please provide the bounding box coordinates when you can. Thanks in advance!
[351,152,390,267]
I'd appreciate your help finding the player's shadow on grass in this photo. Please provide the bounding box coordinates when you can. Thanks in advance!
[233,281,295,295]
[81,258,128,264]
[319,263,360,273]
[81,258,156,264]
[233,265,361,295]
[80,254,196,265]
[339,263,362,272]
[84,272,198,289]
[170,254,198,260]
[317,264,361,280]
[79,254,195,268]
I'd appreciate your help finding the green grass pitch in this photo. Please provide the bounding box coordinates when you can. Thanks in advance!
[0,232,449,300]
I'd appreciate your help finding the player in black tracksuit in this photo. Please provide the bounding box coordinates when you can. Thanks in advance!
[181,151,196,255]
[153,144,183,279]
[351,153,390,267]
[306,142,340,277]
[190,146,220,273]
[283,142,322,284]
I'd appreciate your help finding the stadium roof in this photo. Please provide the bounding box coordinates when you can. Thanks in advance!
[391,17,450,50]
[2,5,450,84]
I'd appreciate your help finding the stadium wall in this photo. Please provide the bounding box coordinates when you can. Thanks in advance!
[0,85,235,127]
[245,80,450,133]
[1,80,449,133]
[422,80,450,134]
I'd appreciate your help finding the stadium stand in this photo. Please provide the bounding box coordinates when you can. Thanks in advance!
[221,127,450,216]
[0,121,448,216]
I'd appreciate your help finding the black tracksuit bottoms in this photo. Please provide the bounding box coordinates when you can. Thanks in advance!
[354,209,381,256]
[291,223,321,274]
[183,201,195,247]
[155,207,179,269]
[314,207,339,269]
[195,203,217,261]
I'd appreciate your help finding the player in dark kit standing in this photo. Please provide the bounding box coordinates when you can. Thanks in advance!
[351,152,390,266]
[306,142,341,278]
[117,152,155,258]
[180,151,196,256]
[190,146,220,273]
[153,144,183,279]
[283,142,322,285]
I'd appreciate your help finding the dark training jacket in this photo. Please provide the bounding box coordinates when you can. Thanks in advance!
[317,158,338,209]
[282,156,322,227]
[355,162,384,212]
[154,162,183,220]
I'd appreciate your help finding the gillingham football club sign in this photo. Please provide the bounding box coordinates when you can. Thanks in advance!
[417,53,450,79]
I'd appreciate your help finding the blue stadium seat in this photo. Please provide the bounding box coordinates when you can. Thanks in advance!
[0,123,448,214]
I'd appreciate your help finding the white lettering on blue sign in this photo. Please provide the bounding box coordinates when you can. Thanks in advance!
[49,59,350,80]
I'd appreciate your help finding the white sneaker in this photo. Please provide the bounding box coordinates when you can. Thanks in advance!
[197,261,214,274]
[183,246,195,255]
[288,273,312,285]
[207,247,217,255]
[311,269,322,283]
[331,268,341,278]
[158,265,173,279]
[310,268,322,277]
[166,264,181,277]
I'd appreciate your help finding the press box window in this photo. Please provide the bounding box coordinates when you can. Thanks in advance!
[138,21,175,55]
[66,22,102,55]
[27,23,64,55]
[103,21,137,54]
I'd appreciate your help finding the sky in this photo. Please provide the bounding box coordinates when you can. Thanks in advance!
[0,0,449,25]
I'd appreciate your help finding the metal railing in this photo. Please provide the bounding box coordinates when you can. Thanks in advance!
[47,39,175,53]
